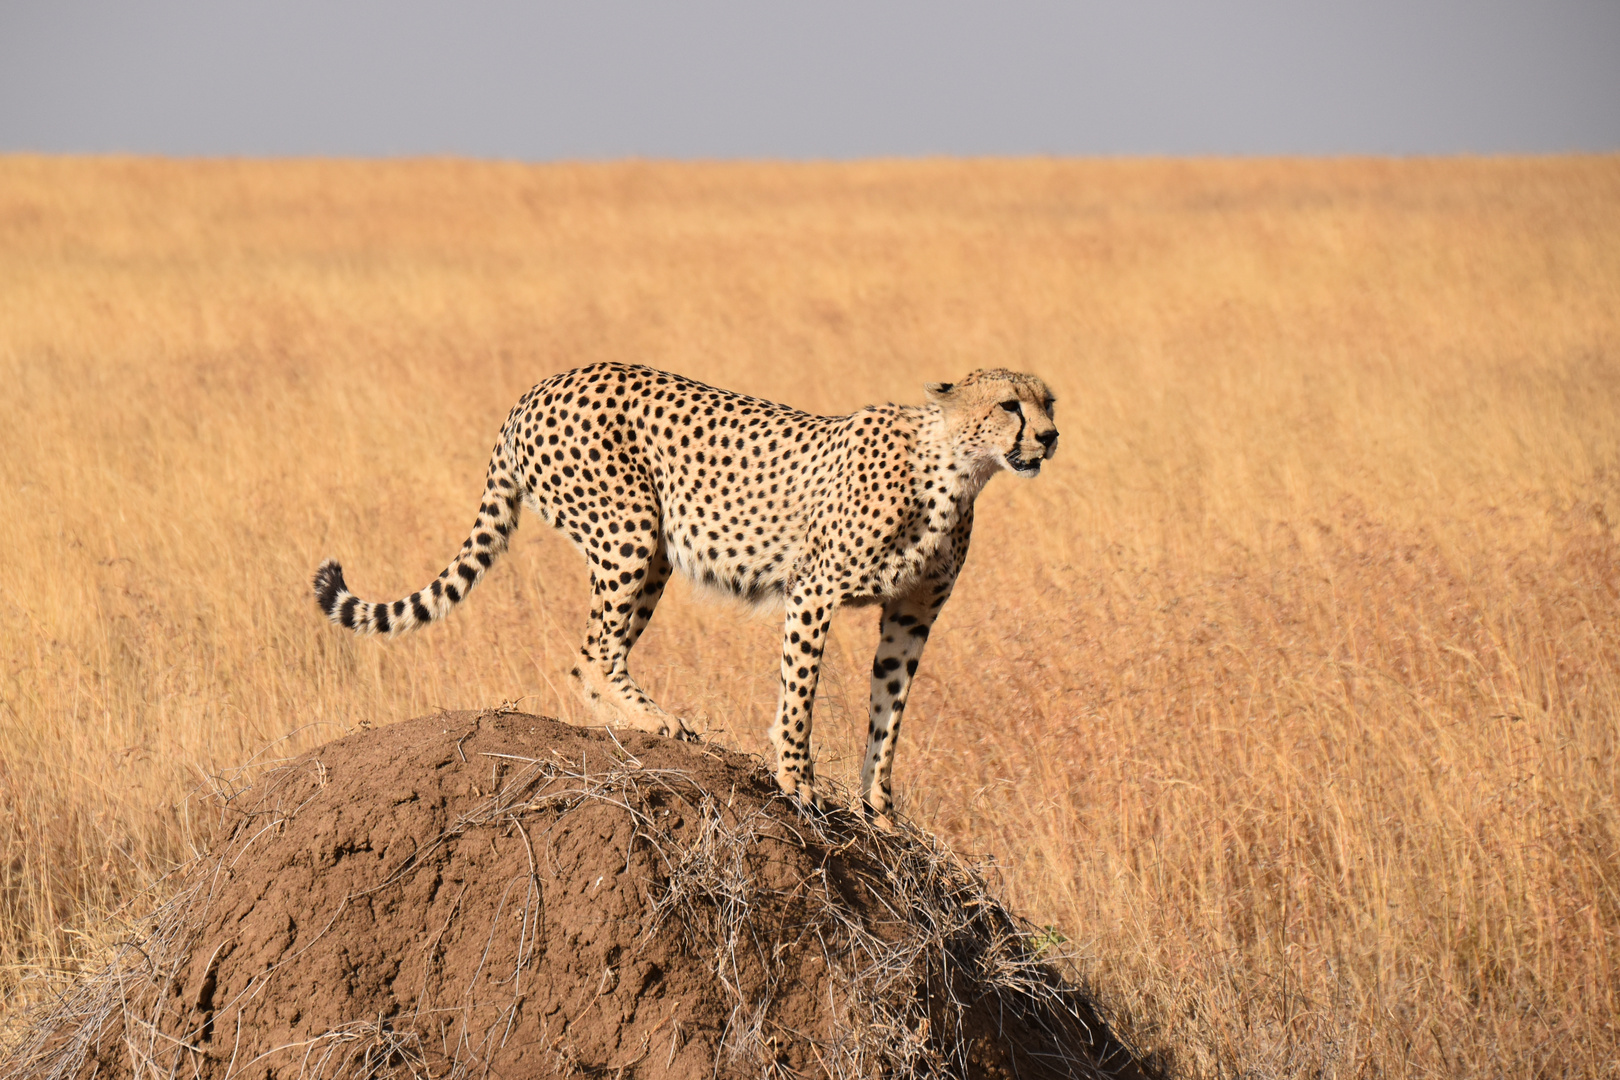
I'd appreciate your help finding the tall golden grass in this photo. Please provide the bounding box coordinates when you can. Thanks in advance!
[1,155,1616,1076]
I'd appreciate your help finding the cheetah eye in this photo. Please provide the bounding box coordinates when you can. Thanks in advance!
[1042,399,1055,418]
[998,400,1021,413]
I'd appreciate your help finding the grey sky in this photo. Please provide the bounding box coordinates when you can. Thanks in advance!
[2,1,1617,159]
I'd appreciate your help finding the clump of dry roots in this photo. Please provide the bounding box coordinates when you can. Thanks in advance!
[649,781,1142,1078]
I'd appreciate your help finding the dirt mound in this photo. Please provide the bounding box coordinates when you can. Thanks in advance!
[7,712,1150,1080]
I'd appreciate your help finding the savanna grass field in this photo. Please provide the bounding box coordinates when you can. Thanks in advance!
[2,155,1617,1076]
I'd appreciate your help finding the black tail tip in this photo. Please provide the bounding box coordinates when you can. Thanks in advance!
[313,559,347,617]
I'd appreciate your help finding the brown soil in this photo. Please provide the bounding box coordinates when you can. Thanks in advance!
[7,712,1153,1080]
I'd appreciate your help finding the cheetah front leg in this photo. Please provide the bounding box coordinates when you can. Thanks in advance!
[770,581,834,810]
[859,596,944,827]
[861,528,969,827]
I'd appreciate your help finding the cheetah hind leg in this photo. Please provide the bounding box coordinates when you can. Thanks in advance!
[570,569,698,742]
[568,657,696,740]
[617,544,697,743]
[569,659,626,724]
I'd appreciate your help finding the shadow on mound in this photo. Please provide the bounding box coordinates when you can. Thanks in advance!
[6,712,1158,1080]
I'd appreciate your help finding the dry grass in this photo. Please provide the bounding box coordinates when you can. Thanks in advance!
[1,154,1616,1076]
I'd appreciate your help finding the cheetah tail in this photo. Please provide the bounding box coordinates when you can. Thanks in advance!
[312,441,525,637]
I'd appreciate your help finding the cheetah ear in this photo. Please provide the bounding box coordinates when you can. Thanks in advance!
[924,381,956,405]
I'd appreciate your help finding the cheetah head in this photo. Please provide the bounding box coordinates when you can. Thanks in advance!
[925,368,1058,478]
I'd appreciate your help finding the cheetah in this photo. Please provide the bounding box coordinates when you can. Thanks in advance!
[313,363,1057,820]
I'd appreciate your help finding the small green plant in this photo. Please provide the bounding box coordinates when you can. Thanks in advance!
[1030,924,1069,958]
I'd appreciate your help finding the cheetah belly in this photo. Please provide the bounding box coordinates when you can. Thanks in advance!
[662,533,802,609]
[654,486,807,609]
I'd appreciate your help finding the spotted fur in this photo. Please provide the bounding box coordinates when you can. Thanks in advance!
[313,362,1057,819]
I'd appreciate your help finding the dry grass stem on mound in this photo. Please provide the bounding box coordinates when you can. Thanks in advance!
[2,155,1618,1076]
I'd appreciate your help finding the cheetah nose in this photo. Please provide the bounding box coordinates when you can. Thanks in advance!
[1036,429,1058,450]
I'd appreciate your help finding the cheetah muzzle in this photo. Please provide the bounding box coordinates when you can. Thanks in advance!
[313,363,1057,824]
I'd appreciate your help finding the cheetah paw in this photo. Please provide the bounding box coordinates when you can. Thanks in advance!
[791,788,828,816]
[865,808,895,832]
[664,718,701,743]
